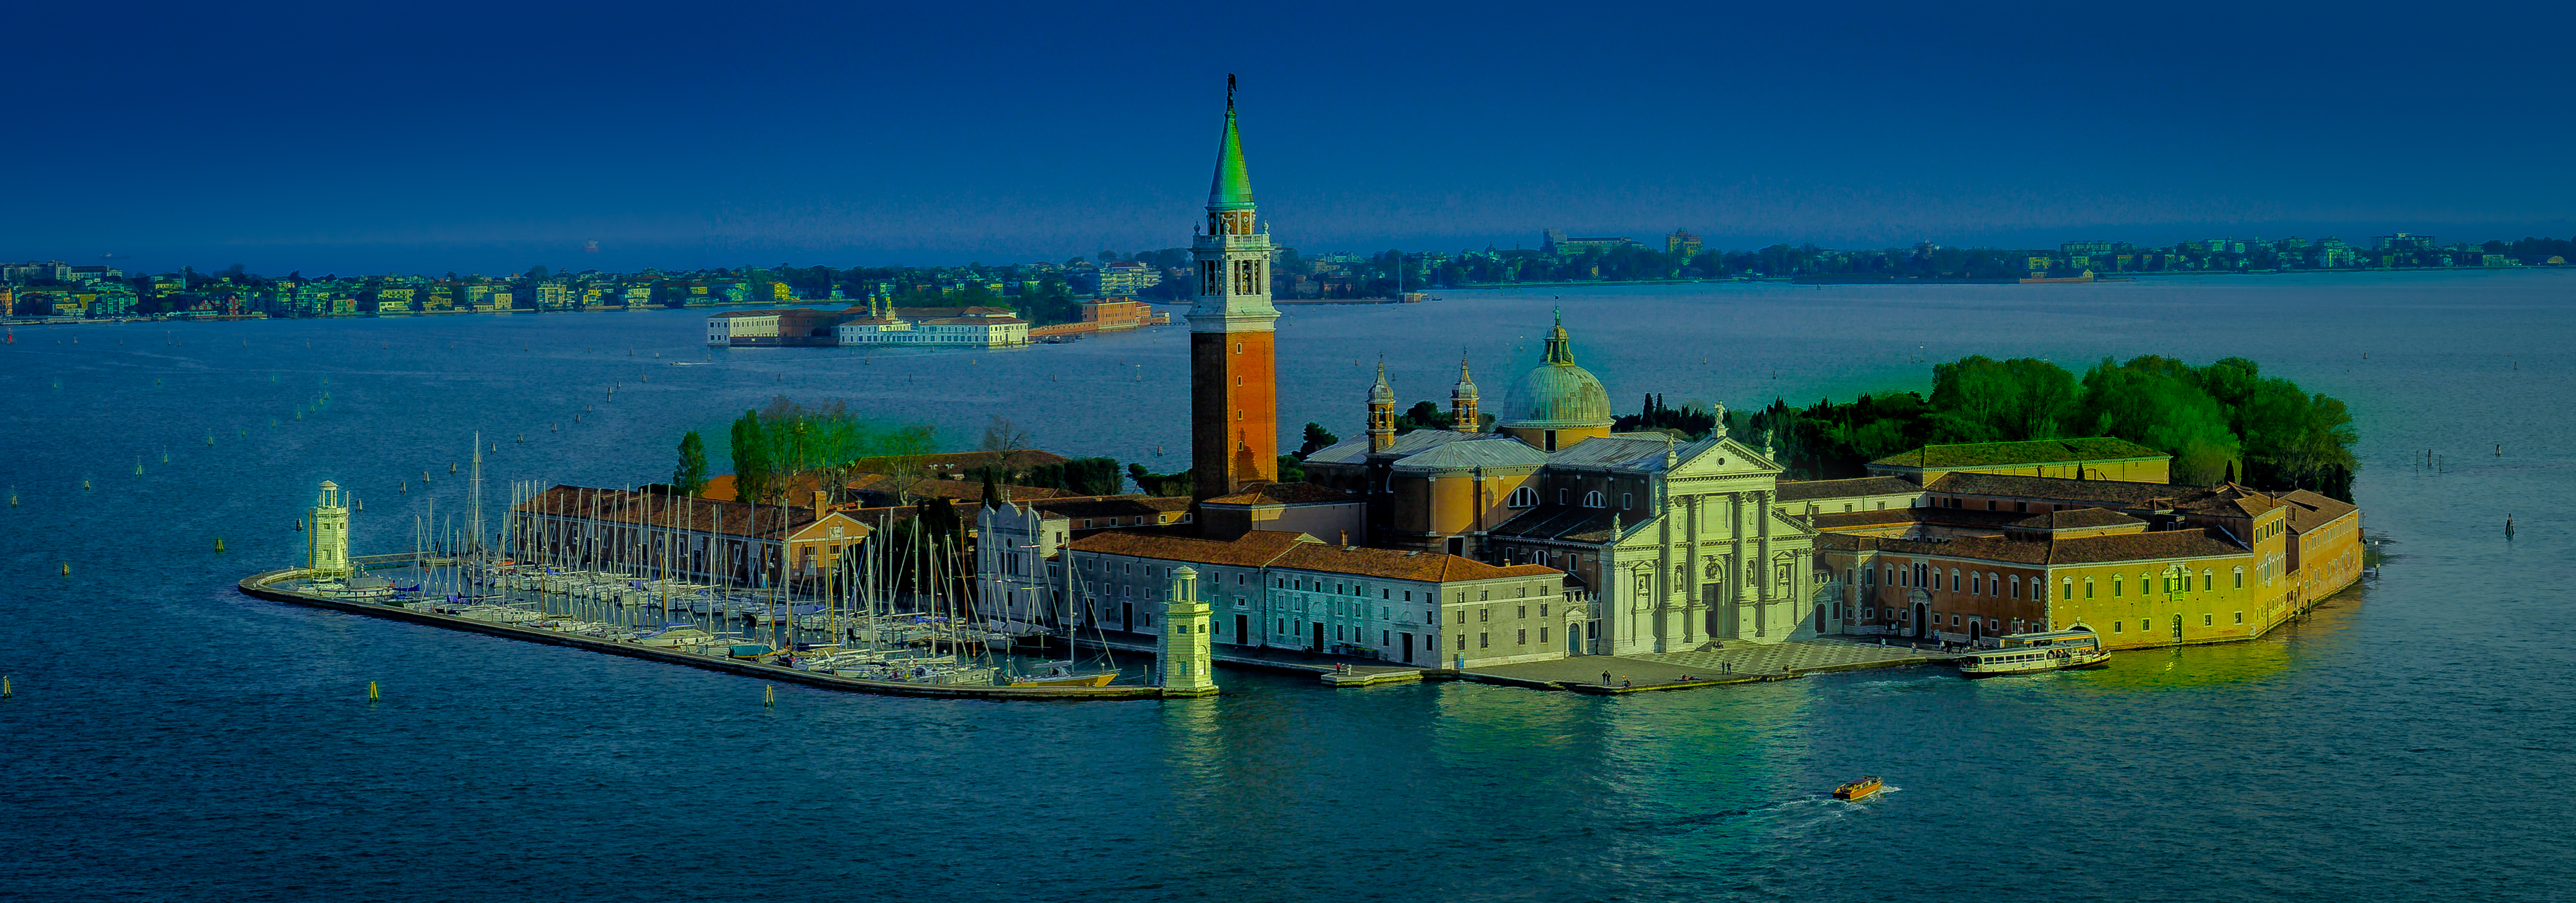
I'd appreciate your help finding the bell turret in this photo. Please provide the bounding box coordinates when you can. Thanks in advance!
[1367,360,1397,453]
[1450,356,1480,433]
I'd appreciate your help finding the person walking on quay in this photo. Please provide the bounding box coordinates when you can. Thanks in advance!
[1601,670,1612,686]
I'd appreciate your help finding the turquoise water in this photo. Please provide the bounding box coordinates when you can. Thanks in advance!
[2,271,2570,901]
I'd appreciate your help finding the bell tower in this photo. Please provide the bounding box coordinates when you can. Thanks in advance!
[1188,76,1280,501]
[1367,361,1397,452]
[1450,356,1479,433]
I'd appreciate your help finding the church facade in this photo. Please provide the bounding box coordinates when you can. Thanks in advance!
[1302,318,1821,653]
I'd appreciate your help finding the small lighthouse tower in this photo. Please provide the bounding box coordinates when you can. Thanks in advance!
[308,480,350,577]
[1157,565,1218,696]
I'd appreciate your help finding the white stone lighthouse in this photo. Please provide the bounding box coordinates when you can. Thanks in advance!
[1157,565,1218,696]
[308,480,350,578]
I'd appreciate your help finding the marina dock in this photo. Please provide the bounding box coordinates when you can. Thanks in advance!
[238,568,1168,701]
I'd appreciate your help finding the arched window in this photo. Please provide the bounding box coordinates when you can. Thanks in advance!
[1583,490,1605,508]
[1508,486,1538,508]
[1988,572,2000,595]
[1970,572,1981,595]
[1948,568,1960,590]
[2202,569,2214,591]
[2010,575,2021,599]
[2233,567,2244,589]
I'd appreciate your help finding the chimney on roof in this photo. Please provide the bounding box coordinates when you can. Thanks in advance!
[813,490,829,521]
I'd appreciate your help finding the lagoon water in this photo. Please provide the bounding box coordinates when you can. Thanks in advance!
[3,271,2571,901]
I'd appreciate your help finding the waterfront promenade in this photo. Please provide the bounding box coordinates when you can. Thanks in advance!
[1077,627,1957,692]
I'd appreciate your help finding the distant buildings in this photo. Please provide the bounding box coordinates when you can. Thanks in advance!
[1541,228,1642,254]
[1095,261,1161,296]
[706,302,1030,348]
[1665,229,1702,258]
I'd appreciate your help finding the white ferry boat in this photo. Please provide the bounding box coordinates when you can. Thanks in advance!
[1957,629,2109,677]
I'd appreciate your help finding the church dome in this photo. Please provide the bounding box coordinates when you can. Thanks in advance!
[1497,320,1612,430]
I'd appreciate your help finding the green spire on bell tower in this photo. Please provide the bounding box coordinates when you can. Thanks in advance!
[1208,75,1255,211]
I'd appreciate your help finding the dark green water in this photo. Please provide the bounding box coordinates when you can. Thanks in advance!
[3,271,2568,901]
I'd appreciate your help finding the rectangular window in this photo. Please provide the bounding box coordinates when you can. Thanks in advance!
[1478,632,1489,649]
[1516,629,1527,645]
[1517,605,1527,619]
[1539,603,1549,618]
[2112,577,2122,597]
[1457,634,1467,651]
[1479,608,1489,622]
[2234,611,2244,624]
[2203,614,2213,626]
[2234,571,2244,589]
[2114,621,2124,633]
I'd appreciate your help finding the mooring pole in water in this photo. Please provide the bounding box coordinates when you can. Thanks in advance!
[3,675,12,697]
[368,681,380,702]
[764,685,775,708]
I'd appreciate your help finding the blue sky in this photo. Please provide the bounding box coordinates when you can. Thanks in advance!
[9,0,2573,274]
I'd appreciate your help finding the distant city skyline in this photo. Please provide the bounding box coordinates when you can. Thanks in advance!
[9,1,2574,275]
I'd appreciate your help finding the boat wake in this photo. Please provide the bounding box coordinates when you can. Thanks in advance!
[1676,785,1900,841]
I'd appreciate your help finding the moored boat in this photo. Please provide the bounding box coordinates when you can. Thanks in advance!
[1008,661,1119,688]
[1958,628,2110,677]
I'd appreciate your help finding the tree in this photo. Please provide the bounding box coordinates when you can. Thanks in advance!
[981,415,1033,454]
[672,431,709,495]
[729,410,773,503]
[1929,356,2078,442]
[525,265,549,279]
[1127,463,1192,496]
[1297,423,1340,458]
[1393,400,1453,433]
[2077,357,2241,484]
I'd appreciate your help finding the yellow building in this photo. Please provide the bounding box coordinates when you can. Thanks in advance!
[1804,474,2351,650]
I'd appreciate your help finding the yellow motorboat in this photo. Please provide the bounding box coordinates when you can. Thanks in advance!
[1832,777,1884,801]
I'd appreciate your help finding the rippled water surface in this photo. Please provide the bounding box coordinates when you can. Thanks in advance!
[3,271,2570,901]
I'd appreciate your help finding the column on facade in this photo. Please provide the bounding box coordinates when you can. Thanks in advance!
[1755,489,1773,638]
[1655,482,1675,653]
[1681,492,1703,645]
[1728,490,1749,638]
